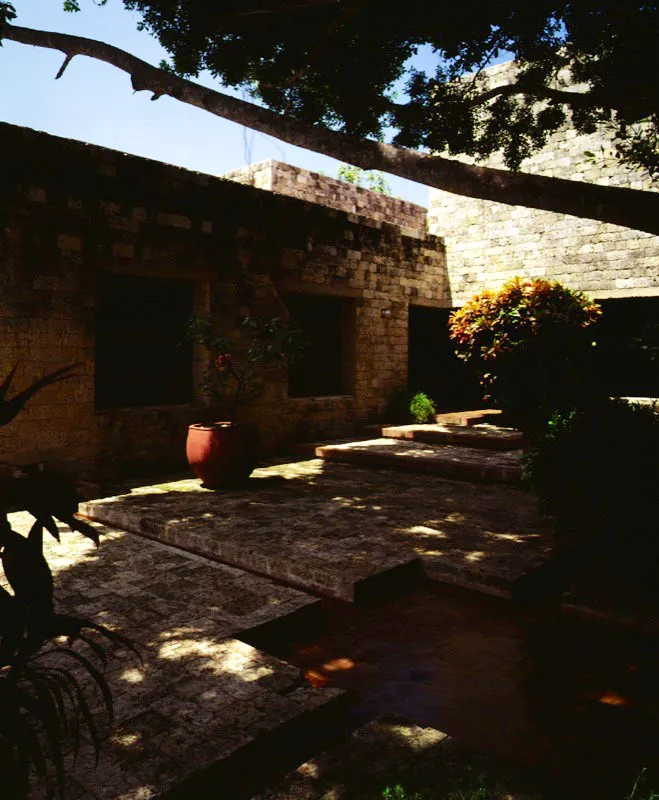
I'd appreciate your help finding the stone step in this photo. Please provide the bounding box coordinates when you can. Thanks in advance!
[80,487,425,604]
[382,422,524,451]
[251,715,450,800]
[251,714,537,800]
[315,438,522,484]
[434,408,503,426]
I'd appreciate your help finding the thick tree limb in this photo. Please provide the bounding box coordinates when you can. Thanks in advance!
[3,23,659,235]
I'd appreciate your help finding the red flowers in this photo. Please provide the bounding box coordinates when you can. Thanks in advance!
[215,353,232,371]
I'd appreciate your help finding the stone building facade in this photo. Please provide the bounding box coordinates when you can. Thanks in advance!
[0,123,447,480]
[224,161,426,232]
[428,61,659,307]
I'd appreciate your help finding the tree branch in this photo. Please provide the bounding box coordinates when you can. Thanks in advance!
[3,23,659,235]
[55,53,73,79]
[468,81,616,111]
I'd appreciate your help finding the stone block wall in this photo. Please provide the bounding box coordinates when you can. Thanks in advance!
[224,160,427,232]
[428,61,659,306]
[0,124,447,479]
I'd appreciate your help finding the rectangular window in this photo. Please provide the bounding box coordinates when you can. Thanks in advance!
[95,272,194,408]
[288,293,355,397]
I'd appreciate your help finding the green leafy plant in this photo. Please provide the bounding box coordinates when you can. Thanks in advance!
[185,314,306,423]
[383,785,423,800]
[0,364,139,799]
[336,164,392,195]
[384,388,436,424]
[628,769,659,800]
[449,277,602,432]
[382,766,530,799]
[409,392,436,424]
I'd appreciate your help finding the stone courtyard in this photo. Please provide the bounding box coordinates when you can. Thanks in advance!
[7,511,344,800]
[80,457,553,602]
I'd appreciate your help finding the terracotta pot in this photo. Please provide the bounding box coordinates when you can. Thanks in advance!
[186,422,259,488]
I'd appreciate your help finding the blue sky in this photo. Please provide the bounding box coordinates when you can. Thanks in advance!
[1,0,439,206]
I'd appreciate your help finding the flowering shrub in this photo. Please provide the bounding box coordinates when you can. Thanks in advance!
[449,277,602,430]
[185,314,306,422]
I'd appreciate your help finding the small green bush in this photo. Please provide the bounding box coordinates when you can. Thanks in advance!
[523,399,659,552]
[410,392,437,424]
[385,389,436,424]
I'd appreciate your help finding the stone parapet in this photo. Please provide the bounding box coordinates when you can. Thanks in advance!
[224,160,427,231]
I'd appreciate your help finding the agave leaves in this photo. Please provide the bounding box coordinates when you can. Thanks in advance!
[0,362,140,798]
[0,516,140,800]
[0,364,79,429]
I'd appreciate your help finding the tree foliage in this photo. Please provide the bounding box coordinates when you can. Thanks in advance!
[117,0,659,178]
[335,164,391,195]
[2,1,659,232]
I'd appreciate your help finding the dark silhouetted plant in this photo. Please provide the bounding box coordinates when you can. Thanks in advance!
[0,364,139,799]
[522,399,659,552]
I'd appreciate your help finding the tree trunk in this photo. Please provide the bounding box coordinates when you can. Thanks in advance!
[4,23,659,235]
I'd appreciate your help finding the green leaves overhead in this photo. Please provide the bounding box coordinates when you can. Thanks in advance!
[119,0,659,176]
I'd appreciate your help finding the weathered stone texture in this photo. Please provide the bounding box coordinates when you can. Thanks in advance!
[428,61,659,305]
[0,123,447,479]
[4,513,339,800]
[81,457,552,602]
[224,160,427,231]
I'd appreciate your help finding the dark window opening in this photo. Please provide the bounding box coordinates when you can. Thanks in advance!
[288,293,355,397]
[95,272,194,408]
[408,306,483,411]
[596,297,659,397]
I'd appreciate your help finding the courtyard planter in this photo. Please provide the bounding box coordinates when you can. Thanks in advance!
[186,422,259,489]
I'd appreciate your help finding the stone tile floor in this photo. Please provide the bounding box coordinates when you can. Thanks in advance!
[253,715,538,800]
[5,512,343,800]
[81,458,553,601]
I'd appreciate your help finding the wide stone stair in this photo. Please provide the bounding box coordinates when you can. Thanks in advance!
[316,410,524,485]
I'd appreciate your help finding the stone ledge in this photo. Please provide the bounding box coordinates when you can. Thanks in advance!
[382,423,524,451]
[315,439,522,484]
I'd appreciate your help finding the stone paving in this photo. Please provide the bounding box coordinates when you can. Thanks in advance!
[5,512,343,800]
[81,458,553,600]
[252,715,537,800]
[252,715,451,800]
[315,439,523,484]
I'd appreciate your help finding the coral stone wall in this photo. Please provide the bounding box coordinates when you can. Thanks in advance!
[428,61,659,306]
[0,124,447,479]
[224,160,427,232]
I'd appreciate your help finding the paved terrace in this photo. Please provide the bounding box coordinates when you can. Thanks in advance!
[6,512,344,800]
[81,458,554,600]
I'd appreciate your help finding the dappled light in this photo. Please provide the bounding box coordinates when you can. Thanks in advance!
[3,509,335,800]
[80,456,553,603]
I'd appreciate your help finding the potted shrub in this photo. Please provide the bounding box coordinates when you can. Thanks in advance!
[184,314,304,488]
